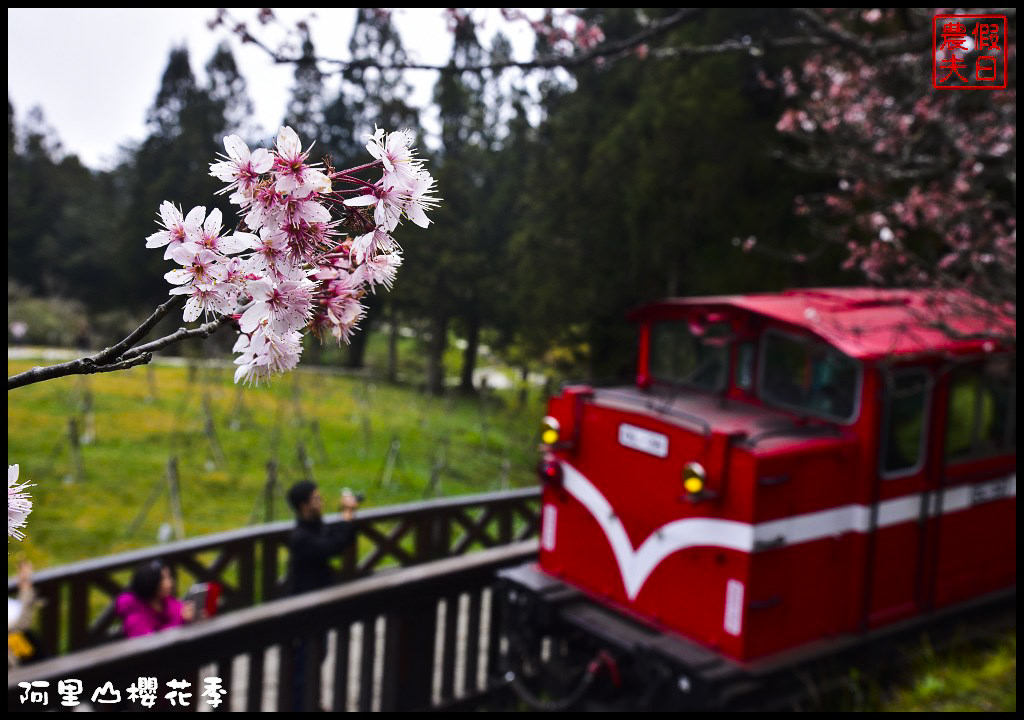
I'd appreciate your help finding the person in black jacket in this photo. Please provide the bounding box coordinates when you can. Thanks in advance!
[285,481,360,595]
[285,480,359,710]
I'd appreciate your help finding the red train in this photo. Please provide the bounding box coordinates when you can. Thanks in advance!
[500,288,1015,708]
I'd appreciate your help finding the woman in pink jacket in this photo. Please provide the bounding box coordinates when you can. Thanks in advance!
[115,561,194,638]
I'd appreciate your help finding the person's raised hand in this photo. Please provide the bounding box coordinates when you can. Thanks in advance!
[340,489,360,520]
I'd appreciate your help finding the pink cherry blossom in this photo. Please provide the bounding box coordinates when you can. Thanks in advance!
[165,245,229,286]
[351,228,398,264]
[402,171,439,228]
[8,464,33,541]
[360,252,403,292]
[239,227,292,277]
[210,135,273,197]
[233,327,303,385]
[147,124,438,383]
[273,125,319,195]
[238,276,314,335]
[169,282,236,322]
[365,127,424,191]
[146,204,206,260]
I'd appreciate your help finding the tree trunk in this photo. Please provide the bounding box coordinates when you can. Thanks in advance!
[346,294,382,369]
[345,326,370,369]
[458,314,481,394]
[426,313,448,396]
[306,336,323,366]
[518,364,529,409]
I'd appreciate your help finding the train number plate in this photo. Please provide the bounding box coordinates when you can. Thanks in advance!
[723,579,744,636]
[618,424,669,458]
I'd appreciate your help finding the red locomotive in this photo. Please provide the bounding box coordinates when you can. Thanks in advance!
[501,288,1015,708]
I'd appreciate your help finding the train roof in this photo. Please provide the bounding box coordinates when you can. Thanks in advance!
[630,287,1015,361]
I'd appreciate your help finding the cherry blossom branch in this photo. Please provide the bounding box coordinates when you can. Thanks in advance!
[6,348,153,389]
[790,8,930,59]
[7,296,231,391]
[122,315,233,361]
[91,295,183,365]
[146,126,434,385]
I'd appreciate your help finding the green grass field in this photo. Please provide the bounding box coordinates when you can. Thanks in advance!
[881,630,1016,711]
[8,357,545,574]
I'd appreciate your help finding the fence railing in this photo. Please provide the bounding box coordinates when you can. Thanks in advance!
[8,488,540,655]
[8,541,538,712]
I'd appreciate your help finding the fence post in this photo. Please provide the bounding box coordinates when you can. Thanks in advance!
[377,436,400,490]
[146,363,158,403]
[68,575,89,651]
[310,420,328,463]
[264,460,278,523]
[203,394,227,470]
[67,417,86,483]
[499,456,511,492]
[381,603,437,710]
[261,538,281,603]
[167,456,185,540]
[81,386,96,445]
[297,442,315,484]
[35,578,62,658]
[236,538,256,609]
[424,441,447,498]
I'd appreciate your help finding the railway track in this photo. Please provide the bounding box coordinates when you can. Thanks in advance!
[498,569,1015,712]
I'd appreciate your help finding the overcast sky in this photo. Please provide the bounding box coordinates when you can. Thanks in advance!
[7,8,537,170]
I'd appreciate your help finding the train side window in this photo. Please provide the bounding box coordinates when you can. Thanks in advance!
[758,330,862,423]
[945,359,1016,460]
[880,369,930,478]
[734,342,755,391]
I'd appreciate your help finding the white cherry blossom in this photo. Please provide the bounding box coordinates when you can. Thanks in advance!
[8,464,33,541]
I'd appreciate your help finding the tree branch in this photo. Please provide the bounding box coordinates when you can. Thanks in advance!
[221,7,937,76]
[7,298,232,391]
[122,315,233,360]
[791,8,932,59]
[91,295,182,365]
[223,8,709,74]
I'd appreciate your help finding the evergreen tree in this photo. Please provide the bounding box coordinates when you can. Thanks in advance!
[206,43,255,138]
[283,33,325,148]
[118,47,235,310]
[9,106,104,299]
[341,8,422,370]
[509,9,833,378]
[404,17,491,394]
[452,32,524,393]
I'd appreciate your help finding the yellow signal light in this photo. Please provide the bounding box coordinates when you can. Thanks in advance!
[683,462,707,498]
[540,416,561,446]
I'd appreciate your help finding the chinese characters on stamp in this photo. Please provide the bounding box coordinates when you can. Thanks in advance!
[933,14,1008,89]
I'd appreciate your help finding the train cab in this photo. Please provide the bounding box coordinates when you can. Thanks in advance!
[533,288,1015,663]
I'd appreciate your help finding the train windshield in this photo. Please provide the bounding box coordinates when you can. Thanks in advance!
[648,321,729,392]
[759,330,861,423]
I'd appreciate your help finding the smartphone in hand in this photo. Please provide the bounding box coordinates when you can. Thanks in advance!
[182,582,221,619]
[183,583,208,619]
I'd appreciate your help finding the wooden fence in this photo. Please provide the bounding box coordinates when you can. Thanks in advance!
[8,541,538,711]
[8,488,540,656]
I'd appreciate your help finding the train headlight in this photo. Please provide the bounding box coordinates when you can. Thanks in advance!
[682,462,707,498]
[541,416,561,446]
